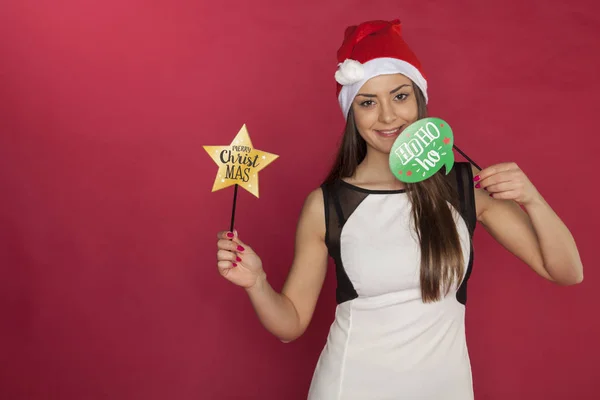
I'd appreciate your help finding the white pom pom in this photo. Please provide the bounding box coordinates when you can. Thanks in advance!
[335,59,364,85]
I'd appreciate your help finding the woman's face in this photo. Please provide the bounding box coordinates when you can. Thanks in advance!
[351,73,419,155]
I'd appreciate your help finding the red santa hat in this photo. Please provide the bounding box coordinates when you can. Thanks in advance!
[335,19,428,120]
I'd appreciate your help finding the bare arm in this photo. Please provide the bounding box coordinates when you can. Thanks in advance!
[218,188,328,342]
[474,163,583,285]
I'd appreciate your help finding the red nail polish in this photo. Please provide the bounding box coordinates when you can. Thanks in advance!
[232,263,237,267]
[475,183,480,189]
[489,193,494,197]
[226,232,233,238]
[474,175,480,182]
[237,245,245,251]
[236,256,242,262]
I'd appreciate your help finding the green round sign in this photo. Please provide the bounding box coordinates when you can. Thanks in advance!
[389,117,454,183]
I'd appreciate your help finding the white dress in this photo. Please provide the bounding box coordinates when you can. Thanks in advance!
[308,164,476,400]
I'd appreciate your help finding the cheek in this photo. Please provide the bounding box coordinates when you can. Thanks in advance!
[353,106,377,130]
[394,99,419,121]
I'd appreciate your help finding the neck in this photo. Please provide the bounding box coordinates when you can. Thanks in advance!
[354,148,405,188]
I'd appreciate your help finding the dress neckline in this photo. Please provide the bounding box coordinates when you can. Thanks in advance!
[339,179,407,195]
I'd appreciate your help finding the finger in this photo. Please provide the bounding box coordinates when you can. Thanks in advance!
[485,181,520,193]
[489,190,520,200]
[476,162,519,182]
[217,230,235,240]
[217,260,237,274]
[229,234,253,254]
[217,238,243,252]
[217,249,241,263]
[478,171,516,189]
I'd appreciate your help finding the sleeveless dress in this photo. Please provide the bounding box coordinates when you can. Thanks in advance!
[308,163,477,400]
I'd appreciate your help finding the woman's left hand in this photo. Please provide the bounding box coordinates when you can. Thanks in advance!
[474,162,541,206]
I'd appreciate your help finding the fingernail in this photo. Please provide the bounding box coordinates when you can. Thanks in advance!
[236,256,242,262]
[232,263,237,267]
[489,193,494,197]
[237,245,245,251]
[475,183,480,189]
[226,232,234,238]
[473,175,480,182]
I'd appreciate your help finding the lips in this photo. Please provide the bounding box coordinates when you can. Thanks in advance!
[375,126,403,138]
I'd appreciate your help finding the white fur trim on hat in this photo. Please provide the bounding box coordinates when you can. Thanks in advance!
[337,57,428,120]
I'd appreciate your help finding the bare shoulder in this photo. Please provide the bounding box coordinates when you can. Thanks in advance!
[296,186,326,241]
[303,186,325,209]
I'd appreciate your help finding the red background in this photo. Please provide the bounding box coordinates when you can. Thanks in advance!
[1,0,599,399]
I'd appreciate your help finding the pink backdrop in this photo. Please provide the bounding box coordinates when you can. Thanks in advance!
[1,0,599,398]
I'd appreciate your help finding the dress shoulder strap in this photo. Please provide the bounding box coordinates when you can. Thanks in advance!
[446,162,477,237]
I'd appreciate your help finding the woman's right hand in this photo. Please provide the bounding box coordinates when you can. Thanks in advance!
[216,230,265,289]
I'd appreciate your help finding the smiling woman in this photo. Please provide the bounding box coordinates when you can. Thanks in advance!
[324,70,467,307]
[214,18,584,400]
[353,78,417,146]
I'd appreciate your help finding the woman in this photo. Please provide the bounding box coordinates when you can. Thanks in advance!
[214,19,583,399]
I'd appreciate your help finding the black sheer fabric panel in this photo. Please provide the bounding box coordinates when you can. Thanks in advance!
[321,180,371,304]
[444,162,477,305]
[444,162,477,237]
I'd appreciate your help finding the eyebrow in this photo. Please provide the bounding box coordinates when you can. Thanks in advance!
[356,84,411,98]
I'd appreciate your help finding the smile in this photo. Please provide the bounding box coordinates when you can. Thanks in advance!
[375,126,403,137]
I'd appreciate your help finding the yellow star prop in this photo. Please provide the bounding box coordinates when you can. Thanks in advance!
[203,124,278,198]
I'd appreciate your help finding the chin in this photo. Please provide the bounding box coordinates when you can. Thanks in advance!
[367,142,394,155]
[376,135,400,150]
[362,131,401,155]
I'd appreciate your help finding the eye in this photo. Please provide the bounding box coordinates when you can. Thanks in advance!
[359,100,376,107]
[395,93,409,101]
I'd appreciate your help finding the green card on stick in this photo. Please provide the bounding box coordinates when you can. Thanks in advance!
[389,117,455,183]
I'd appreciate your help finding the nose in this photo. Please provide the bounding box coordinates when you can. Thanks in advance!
[378,100,397,125]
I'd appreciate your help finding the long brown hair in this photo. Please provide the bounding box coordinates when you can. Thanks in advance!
[323,85,464,302]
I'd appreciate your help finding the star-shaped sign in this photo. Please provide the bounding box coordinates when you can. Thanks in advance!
[203,124,278,198]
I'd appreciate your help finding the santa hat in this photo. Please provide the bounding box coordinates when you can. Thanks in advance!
[335,19,428,119]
